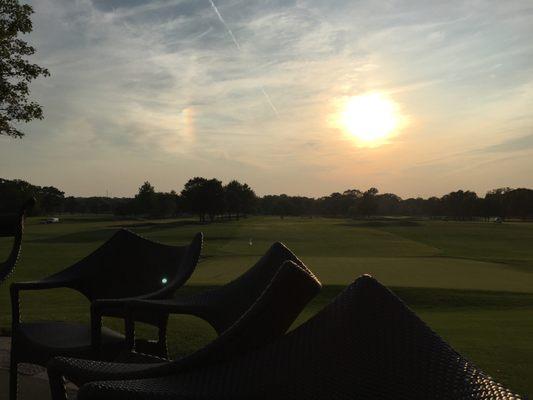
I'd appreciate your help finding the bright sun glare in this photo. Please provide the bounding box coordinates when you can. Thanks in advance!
[339,93,401,147]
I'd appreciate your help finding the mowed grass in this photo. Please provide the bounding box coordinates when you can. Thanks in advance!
[1,216,533,394]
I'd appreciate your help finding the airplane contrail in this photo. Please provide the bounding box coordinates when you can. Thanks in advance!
[208,0,278,116]
[260,86,279,116]
[209,0,240,51]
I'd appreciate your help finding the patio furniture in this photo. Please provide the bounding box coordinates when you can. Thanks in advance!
[9,230,202,400]
[0,198,35,284]
[122,241,318,346]
[78,275,521,400]
[47,259,321,400]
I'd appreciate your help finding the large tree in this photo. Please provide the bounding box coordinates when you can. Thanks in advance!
[441,190,479,220]
[358,187,379,217]
[181,177,225,222]
[224,180,257,220]
[38,185,65,213]
[134,181,157,215]
[1,0,49,138]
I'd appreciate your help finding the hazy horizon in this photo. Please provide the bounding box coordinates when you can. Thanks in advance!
[1,0,532,198]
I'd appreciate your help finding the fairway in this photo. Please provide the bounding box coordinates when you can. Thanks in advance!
[1,216,532,394]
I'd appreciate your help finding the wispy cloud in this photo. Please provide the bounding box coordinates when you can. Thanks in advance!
[207,0,278,116]
[1,0,532,197]
[477,133,533,153]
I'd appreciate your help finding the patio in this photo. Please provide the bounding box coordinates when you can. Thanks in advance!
[0,337,76,400]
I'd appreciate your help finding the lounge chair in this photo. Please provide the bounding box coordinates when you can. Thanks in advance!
[47,259,321,399]
[9,230,202,400]
[0,198,35,284]
[77,275,522,400]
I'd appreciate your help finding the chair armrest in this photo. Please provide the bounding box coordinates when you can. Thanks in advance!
[125,298,212,328]
[89,287,183,322]
[11,279,73,291]
[10,278,76,327]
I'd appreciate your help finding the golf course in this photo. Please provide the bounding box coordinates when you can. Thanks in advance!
[1,215,532,394]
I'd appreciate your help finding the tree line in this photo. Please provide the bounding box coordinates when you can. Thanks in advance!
[113,178,256,222]
[260,188,533,220]
[0,177,257,222]
[1,177,533,221]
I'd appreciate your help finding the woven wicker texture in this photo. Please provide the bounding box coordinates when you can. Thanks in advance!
[47,254,321,400]
[78,275,522,400]
[9,231,203,400]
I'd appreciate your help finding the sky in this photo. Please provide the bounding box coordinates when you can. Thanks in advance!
[1,0,532,198]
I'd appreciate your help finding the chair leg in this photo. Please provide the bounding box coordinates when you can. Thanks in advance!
[47,367,68,400]
[124,316,135,352]
[9,348,18,400]
[157,322,168,358]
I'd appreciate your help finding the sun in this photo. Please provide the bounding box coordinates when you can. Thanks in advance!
[338,92,401,147]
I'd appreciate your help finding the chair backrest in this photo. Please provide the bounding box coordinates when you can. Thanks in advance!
[168,260,321,372]
[55,230,202,301]
[0,198,35,283]
[79,276,522,399]
[190,242,316,334]
[175,275,522,399]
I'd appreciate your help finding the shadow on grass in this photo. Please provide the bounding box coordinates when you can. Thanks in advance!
[28,219,213,244]
[344,219,422,228]
[57,216,119,223]
[116,220,202,231]
[390,286,533,310]
[180,284,533,312]
[27,224,237,245]
[28,228,116,244]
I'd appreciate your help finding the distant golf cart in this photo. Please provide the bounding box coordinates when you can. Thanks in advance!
[41,217,60,224]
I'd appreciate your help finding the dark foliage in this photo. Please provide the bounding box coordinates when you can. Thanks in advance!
[180,177,224,222]
[1,0,50,138]
[258,187,533,221]
[0,178,63,214]
[2,177,533,221]
[224,180,257,220]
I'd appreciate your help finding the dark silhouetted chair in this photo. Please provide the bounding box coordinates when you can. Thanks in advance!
[47,260,322,400]
[121,241,318,347]
[0,198,35,284]
[9,230,202,400]
[78,275,521,400]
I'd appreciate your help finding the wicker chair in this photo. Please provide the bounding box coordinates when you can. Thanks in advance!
[0,198,35,284]
[9,230,202,400]
[121,241,317,344]
[47,259,322,400]
[78,275,522,400]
